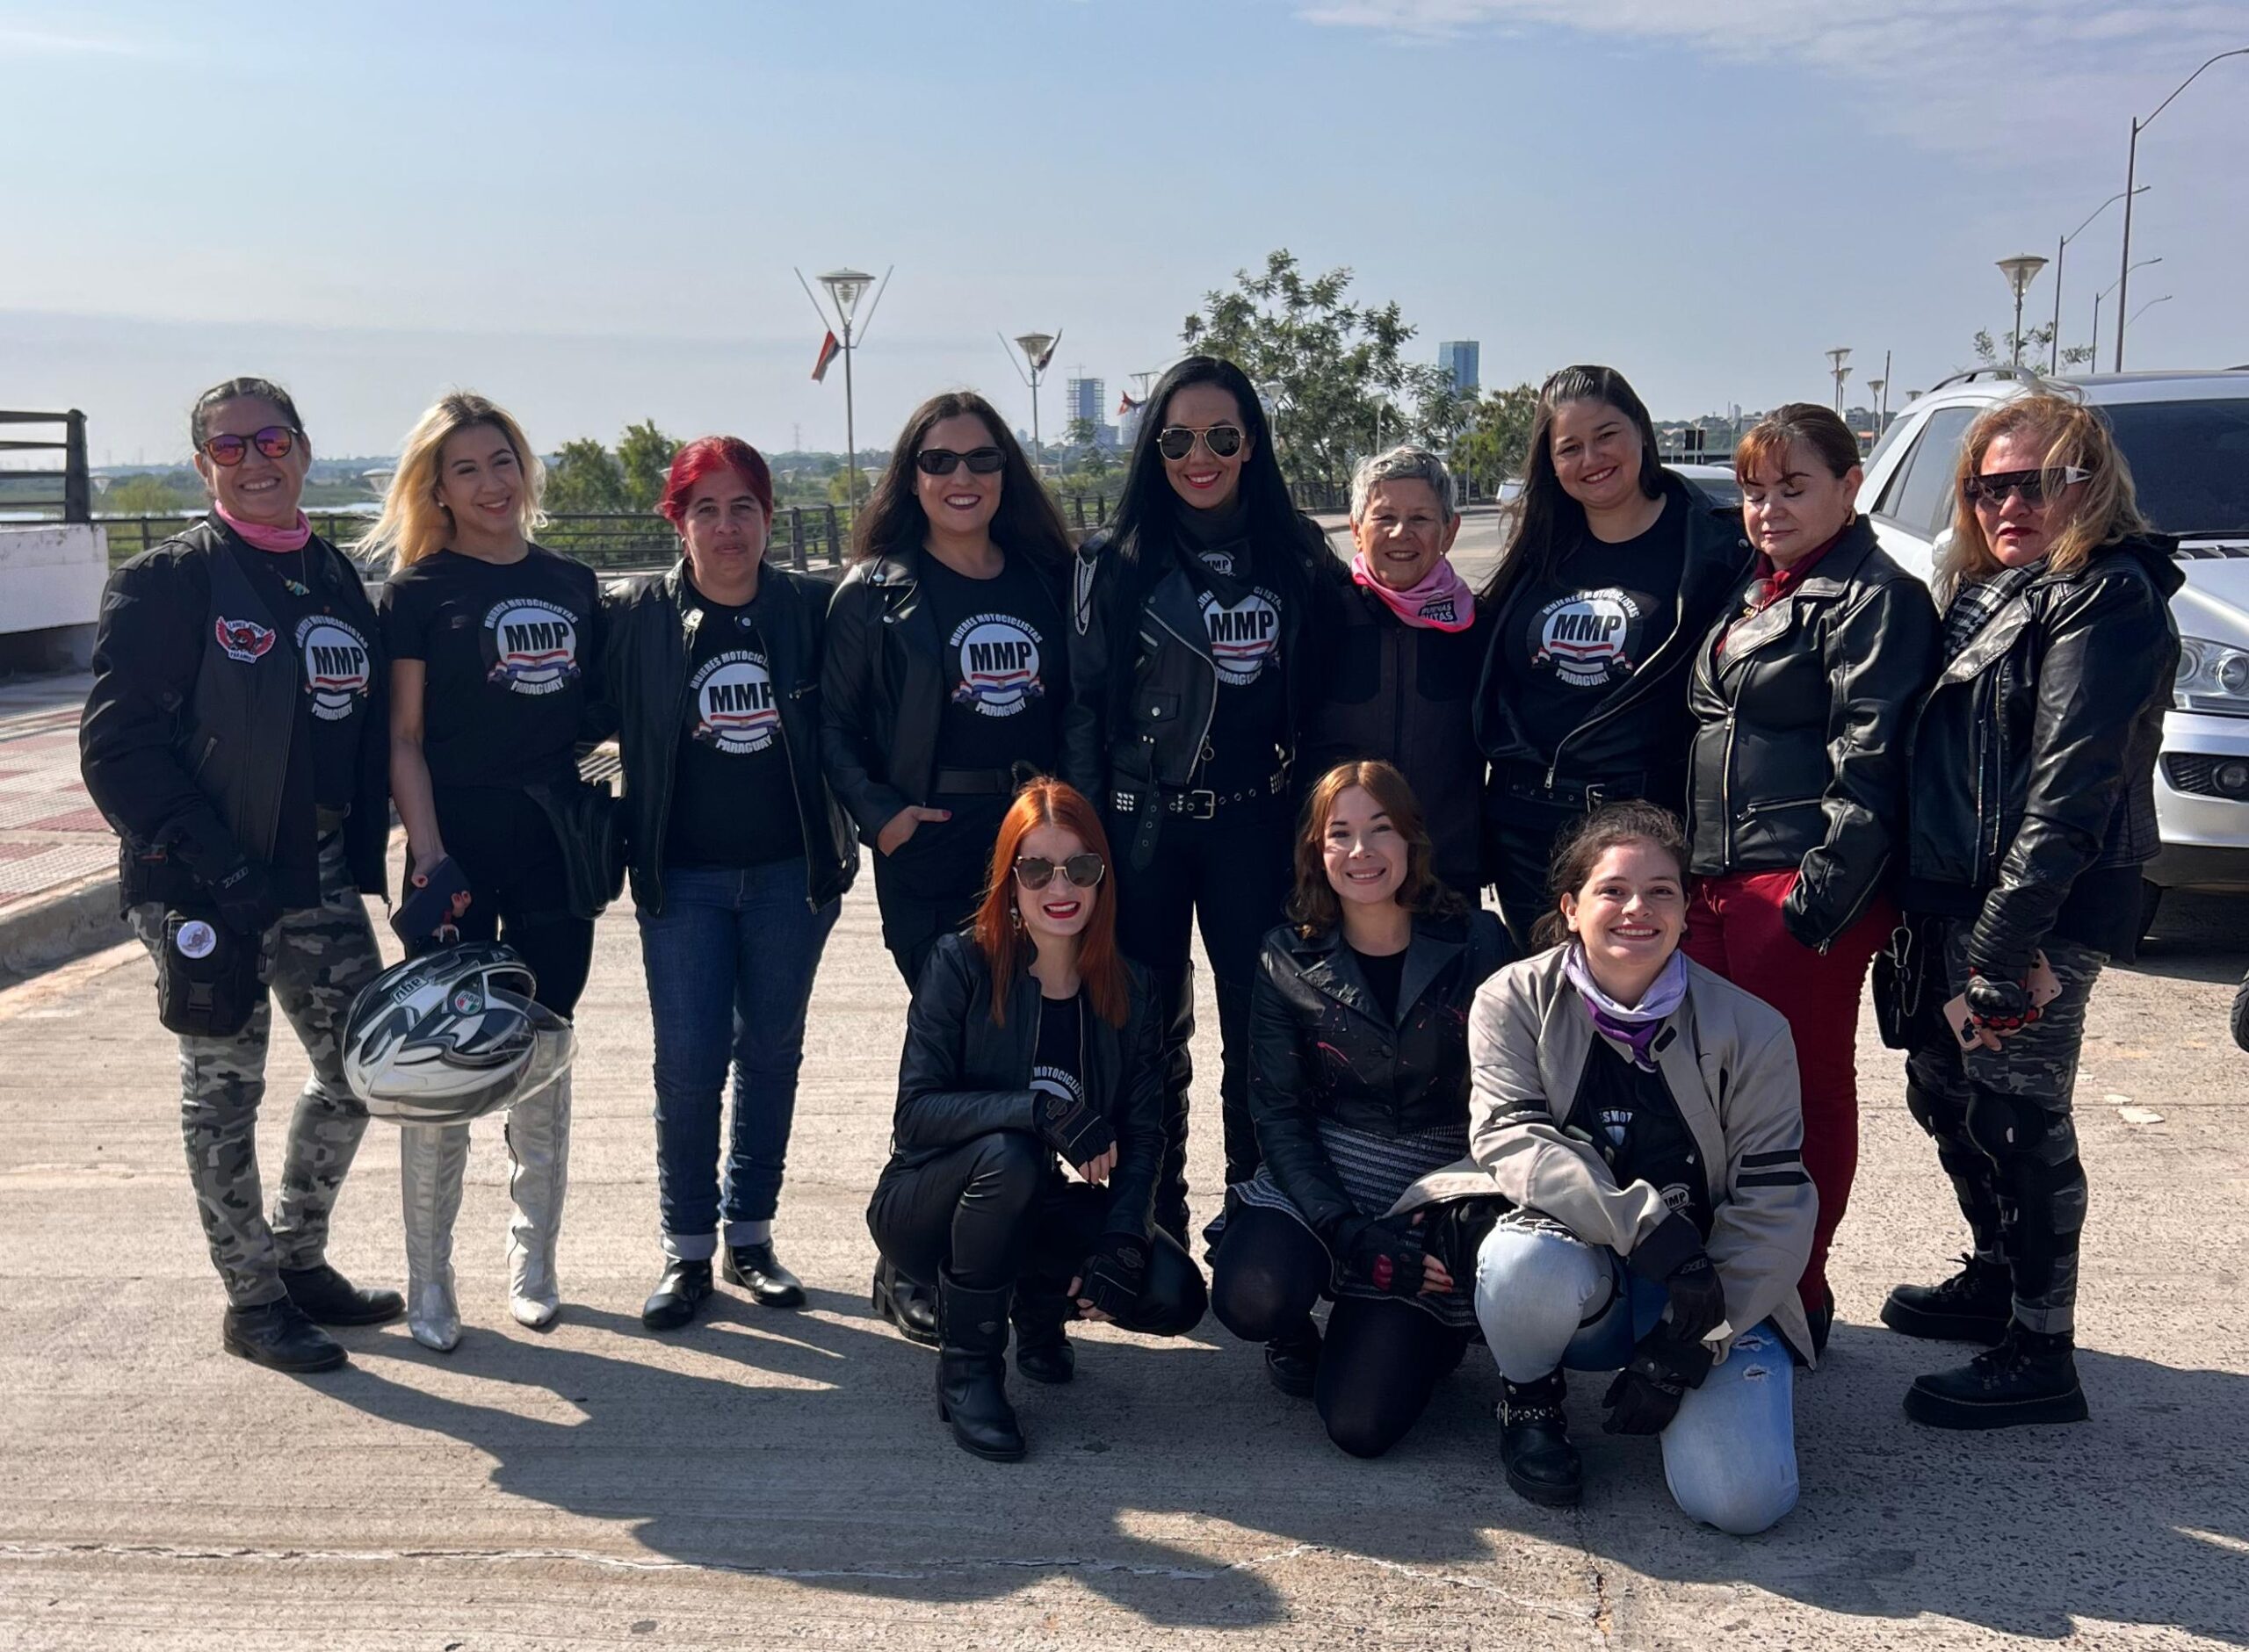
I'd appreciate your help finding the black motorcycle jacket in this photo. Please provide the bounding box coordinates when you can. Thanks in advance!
[880,933,1168,1243]
[81,516,388,913]
[1685,517,1941,948]
[1247,909,1510,1246]
[602,561,857,916]
[1899,532,2182,978]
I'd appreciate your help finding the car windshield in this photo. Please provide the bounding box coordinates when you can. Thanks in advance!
[2101,398,2249,537]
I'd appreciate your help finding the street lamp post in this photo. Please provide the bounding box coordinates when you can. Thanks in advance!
[2118,47,2249,370]
[1011,331,1056,458]
[2130,293,2173,330]
[1826,347,1852,414]
[2094,257,2161,367]
[2050,188,2147,372]
[798,265,893,515]
[1996,256,2048,368]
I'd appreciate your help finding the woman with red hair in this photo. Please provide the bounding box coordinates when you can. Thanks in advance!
[866,778,1207,1461]
[603,436,859,1331]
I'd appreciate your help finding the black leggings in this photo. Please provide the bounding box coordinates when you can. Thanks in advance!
[867,1130,1207,1337]
[1211,1204,1464,1458]
[430,786,595,1016]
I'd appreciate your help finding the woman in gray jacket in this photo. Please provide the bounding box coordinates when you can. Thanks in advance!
[1393,802,1813,1533]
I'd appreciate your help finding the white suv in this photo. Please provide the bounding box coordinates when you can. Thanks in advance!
[1855,367,2249,927]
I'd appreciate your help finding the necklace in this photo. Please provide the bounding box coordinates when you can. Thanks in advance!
[280,545,310,598]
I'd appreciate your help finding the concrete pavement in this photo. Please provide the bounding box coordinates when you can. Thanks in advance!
[2,837,2246,1648]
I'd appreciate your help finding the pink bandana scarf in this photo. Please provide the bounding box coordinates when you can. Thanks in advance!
[214,502,312,553]
[1349,551,1475,632]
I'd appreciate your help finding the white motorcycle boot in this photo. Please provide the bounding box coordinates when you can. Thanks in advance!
[400,1122,470,1352]
[504,1074,570,1328]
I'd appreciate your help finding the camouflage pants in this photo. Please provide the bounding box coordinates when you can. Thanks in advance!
[1902,923,2103,1336]
[131,836,384,1309]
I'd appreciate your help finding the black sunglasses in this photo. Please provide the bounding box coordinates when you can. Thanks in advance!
[1963,465,2091,506]
[915,447,1005,476]
[200,426,299,467]
[1156,423,1245,462]
[1014,853,1105,891]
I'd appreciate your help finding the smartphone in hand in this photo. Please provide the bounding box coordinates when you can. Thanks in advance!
[393,855,472,946]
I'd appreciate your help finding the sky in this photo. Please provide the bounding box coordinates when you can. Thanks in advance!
[4,0,2245,467]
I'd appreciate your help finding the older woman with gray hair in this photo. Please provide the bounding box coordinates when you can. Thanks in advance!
[1302,445,1493,900]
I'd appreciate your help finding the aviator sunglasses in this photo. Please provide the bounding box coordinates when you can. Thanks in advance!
[1013,852,1106,891]
[1963,465,2092,506]
[199,426,300,467]
[1156,423,1245,462]
[915,447,1006,476]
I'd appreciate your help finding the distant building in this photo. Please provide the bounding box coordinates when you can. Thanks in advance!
[1065,377,1117,448]
[1437,341,1480,397]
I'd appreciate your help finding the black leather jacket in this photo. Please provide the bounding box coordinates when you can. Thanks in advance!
[1247,909,1510,1247]
[1900,533,2182,978]
[601,562,856,916]
[1063,523,1333,869]
[1686,518,1941,948]
[879,933,1167,1243]
[819,544,1070,843]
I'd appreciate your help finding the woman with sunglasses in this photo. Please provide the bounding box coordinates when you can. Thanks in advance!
[604,437,857,1332]
[1885,395,2178,1430]
[1681,404,1940,1353]
[866,779,1207,1461]
[83,376,399,1373]
[1065,355,1339,1246]
[822,390,1074,1345]
[1474,366,1751,950]
[368,393,603,1349]
[1210,761,1508,1453]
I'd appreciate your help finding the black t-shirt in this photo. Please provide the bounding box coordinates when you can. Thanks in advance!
[379,545,599,790]
[666,584,806,871]
[1565,1032,1712,1239]
[1030,991,1087,1120]
[920,551,1063,777]
[1349,943,1407,1023]
[1182,539,1289,791]
[239,546,374,813]
[1499,498,1686,767]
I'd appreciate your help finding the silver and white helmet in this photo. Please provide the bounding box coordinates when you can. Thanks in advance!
[342,942,575,1125]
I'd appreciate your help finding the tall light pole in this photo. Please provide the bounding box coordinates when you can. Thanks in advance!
[2094,257,2161,367]
[2129,293,2173,331]
[2118,47,2249,370]
[1864,377,1884,441]
[1996,255,2048,368]
[2050,187,2147,372]
[1826,347,1852,413]
[1002,330,1059,464]
[797,264,893,514]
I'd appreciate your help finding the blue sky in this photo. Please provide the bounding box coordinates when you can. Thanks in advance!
[4,1,2245,465]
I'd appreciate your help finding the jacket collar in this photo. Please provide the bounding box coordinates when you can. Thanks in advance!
[1291,911,1469,1027]
[1712,516,1879,672]
[1934,532,2178,688]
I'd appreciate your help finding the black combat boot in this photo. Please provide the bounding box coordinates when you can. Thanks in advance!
[1011,1285,1076,1385]
[641,1257,713,1331]
[1498,1373,1581,1506]
[1881,1254,2011,1345]
[222,1299,348,1373]
[1264,1324,1321,1398]
[872,1256,939,1348]
[1905,1325,2087,1430]
[278,1262,404,1326]
[723,1241,806,1309]
[936,1275,1025,1461]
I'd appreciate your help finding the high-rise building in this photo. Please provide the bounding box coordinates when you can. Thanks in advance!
[1066,377,1105,433]
[1436,341,1480,396]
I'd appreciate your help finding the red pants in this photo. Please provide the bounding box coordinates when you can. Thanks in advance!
[1682,869,1892,1313]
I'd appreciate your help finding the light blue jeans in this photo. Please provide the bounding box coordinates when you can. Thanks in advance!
[1475,1221,1799,1535]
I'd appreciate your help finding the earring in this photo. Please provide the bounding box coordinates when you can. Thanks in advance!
[1010,898,1023,932]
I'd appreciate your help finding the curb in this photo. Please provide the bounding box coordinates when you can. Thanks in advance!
[0,870,127,979]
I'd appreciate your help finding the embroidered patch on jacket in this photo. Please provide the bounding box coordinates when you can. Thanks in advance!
[215,617,278,663]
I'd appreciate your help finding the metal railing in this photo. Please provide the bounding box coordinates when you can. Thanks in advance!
[0,410,91,523]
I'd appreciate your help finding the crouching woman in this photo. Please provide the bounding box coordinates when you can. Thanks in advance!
[1393,802,1813,1533]
[866,778,1207,1462]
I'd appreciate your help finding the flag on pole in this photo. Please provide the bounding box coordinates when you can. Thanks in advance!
[1117,391,1140,417]
[812,331,841,382]
[1031,334,1060,372]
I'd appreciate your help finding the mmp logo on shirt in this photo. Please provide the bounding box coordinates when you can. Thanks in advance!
[949,612,1045,717]
[481,598,581,695]
[294,614,371,721]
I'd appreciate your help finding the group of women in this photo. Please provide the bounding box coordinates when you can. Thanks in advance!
[83,352,2180,1535]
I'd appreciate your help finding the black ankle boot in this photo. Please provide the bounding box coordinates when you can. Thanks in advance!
[936,1276,1025,1461]
[1499,1374,1581,1506]
[1011,1287,1075,1385]
[723,1241,806,1309]
[1264,1324,1321,1398]
[222,1299,348,1373]
[278,1262,404,1327]
[1881,1254,2011,1345]
[641,1258,713,1331]
[872,1256,939,1348]
[1905,1325,2087,1430]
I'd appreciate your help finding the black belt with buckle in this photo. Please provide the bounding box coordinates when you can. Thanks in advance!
[1498,767,1656,811]
[1122,769,1287,819]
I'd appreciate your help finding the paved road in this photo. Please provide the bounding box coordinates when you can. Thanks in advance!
[2,833,2245,1648]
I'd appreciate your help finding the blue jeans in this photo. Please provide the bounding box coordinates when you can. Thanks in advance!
[1475,1221,1799,1535]
[637,861,839,1260]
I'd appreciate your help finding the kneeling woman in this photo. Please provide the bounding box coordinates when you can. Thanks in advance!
[1211,761,1509,1457]
[1395,804,1813,1533]
[866,779,1207,1461]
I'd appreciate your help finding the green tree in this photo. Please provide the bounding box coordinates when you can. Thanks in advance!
[1064,416,1113,485]
[616,420,680,513]
[543,437,628,514]
[105,473,197,514]
[1971,323,2093,372]
[1450,381,1540,492]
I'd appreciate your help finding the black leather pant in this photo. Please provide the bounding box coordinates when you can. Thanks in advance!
[866,1131,1207,1336]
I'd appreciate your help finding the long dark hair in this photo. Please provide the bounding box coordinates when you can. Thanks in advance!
[1107,355,1323,578]
[1479,364,1666,603]
[1288,761,1464,938]
[1528,800,1689,950]
[852,389,1070,570]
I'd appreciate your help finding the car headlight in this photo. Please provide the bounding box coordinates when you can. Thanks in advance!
[2175,635,2249,716]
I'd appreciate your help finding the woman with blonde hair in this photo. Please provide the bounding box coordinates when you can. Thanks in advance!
[1884,393,2179,1429]
[371,393,605,1349]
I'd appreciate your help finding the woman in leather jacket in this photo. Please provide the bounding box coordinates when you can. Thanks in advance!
[1682,404,1939,1350]
[1064,355,1340,1244]
[602,437,857,1334]
[865,779,1206,1461]
[1474,366,1751,950]
[1210,761,1508,1457]
[1884,395,2180,1432]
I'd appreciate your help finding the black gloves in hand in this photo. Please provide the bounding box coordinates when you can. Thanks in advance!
[1964,973,2039,1032]
[1421,1196,1508,1282]
[1075,1232,1147,1319]
[1343,1216,1427,1299]
[1626,1214,1728,1342]
[1033,1090,1115,1167]
[206,859,280,938]
[1602,1332,1717,1436]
